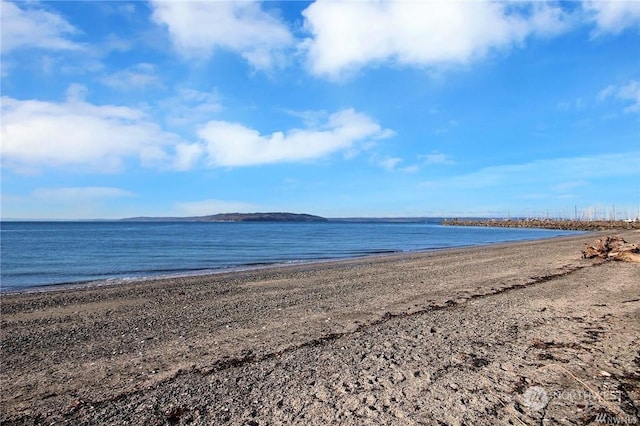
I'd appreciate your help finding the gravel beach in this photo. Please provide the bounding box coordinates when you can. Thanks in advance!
[2,231,639,425]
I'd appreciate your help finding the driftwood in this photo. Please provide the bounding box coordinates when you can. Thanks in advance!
[582,236,640,262]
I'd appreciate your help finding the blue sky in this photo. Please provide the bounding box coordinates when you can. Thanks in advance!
[1,0,639,219]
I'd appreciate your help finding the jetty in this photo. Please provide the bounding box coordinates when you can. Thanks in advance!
[441,218,640,231]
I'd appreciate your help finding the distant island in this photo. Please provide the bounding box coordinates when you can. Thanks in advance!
[121,212,328,222]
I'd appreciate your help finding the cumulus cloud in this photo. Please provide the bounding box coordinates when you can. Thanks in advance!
[173,142,205,171]
[0,0,82,53]
[1,88,183,172]
[1,91,390,172]
[197,109,392,167]
[584,0,640,35]
[301,0,571,79]
[150,0,293,69]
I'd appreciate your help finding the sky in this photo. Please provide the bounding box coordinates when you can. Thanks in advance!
[1,0,639,220]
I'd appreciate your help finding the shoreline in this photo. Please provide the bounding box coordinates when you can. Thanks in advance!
[1,230,586,295]
[1,251,407,295]
[2,230,638,424]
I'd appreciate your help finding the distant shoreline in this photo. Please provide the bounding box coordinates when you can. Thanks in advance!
[442,218,640,231]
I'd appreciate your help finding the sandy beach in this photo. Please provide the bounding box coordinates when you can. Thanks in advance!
[2,231,639,425]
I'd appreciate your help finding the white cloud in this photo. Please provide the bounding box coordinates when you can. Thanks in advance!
[150,0,293,69]
[584,1,640,35]
[66,83,89,102]
[1,88,183,172]
[197,108,393,167]
[0,0,82,53]
[598,80,640,113]
[174,199,259,216]
[2,93,386,172]
[301,1,571,79]
[527,2,575,36]
[173,143,204,171]
[100,63,162,90]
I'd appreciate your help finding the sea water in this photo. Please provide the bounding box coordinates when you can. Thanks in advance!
[0,221,581,292]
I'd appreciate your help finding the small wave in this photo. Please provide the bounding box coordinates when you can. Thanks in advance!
[362,249,401,255]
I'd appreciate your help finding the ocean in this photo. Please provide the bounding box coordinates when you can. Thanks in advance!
[0,221,582,292]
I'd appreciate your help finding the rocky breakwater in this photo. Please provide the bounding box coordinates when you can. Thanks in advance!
[442,218,640,231]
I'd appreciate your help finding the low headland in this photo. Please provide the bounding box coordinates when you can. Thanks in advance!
[442,217,640,231]
[2,230,639,425]
[122,212,328,222]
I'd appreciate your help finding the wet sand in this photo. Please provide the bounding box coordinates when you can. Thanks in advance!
[1,231,639,425]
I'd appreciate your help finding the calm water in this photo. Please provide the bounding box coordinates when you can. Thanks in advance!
[0,221,581,292]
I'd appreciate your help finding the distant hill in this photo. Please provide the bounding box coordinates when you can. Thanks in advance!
[122,212,328,222]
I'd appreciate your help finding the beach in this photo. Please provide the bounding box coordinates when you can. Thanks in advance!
[1,231,639,425]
